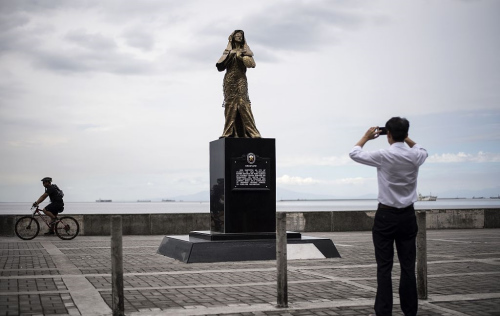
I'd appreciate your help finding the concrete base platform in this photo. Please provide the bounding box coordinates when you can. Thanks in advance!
[157,232,341,263]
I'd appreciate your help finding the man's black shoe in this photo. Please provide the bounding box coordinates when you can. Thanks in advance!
[44,231,55,236]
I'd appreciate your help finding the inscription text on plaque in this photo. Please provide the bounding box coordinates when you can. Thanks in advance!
[231,156,270,190]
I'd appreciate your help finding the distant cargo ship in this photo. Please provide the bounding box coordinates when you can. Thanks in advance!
[490,195,500,199]
[418,193,437,201]
[137,200,151,202]
[162,199,175,202]
[96,199,112,202]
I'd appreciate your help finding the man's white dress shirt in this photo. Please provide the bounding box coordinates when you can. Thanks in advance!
[349,142,428,208]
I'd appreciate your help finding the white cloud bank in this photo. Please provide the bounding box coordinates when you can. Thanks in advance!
[428,152,500,163]
[278,175,371,186]
[280,151,500,168]
[277,175,322,185]
[279,155,352,167]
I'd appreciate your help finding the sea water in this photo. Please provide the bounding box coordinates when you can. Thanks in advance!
[1,199,499,215]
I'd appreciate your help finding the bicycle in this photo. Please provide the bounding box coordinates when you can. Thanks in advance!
[15,206,80,240]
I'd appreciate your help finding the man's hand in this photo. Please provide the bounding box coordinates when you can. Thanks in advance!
[355,127,380,148]
[32,202,38,207]
[405,137,416,148]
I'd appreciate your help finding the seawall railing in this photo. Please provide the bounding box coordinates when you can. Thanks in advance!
[1,209,499,236]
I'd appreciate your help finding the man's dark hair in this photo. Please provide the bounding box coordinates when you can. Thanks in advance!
[385,117,409,142]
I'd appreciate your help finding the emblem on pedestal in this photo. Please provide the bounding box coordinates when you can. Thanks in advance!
[247,153,256,164]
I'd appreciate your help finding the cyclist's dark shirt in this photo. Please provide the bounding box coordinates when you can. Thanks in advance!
[46,184,64,204]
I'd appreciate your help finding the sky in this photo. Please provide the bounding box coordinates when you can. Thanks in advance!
[1,0,499,202]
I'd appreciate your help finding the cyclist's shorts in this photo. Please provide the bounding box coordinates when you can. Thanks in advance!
[45,203,64,215]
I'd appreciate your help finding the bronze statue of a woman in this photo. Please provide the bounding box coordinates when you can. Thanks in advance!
[216,30,261,138]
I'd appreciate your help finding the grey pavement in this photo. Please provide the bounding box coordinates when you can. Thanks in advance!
[1,229,499,316]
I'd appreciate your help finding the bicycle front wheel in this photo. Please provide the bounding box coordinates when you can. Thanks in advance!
[15,216,40,240]
[55,216,80,240]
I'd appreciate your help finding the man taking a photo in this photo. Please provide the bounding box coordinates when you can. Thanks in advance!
[349,117,428,316]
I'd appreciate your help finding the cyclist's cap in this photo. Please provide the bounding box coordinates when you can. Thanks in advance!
[41,177,52,182]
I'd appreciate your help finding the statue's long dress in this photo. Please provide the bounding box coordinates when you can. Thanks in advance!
[219,53,261,138]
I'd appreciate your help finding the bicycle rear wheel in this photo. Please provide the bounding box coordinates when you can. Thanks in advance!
[55,216,80,240]
[15,216,40,240]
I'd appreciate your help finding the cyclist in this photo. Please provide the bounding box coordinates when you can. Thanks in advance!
[33,177,64,235]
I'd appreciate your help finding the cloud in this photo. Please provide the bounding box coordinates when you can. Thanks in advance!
[0,18,40,52]
[122,28,155,51]
[278,175,323,185]
[77,124,112,133]
[183,1,376,64]
[0,5,161,75]
[8,135,69,148]
[335,177,371,185]
[243,2,366,53]
[0,0,66,14]
[0,12,30,31]
[277,175,372,186]
[0,1,378,75]
[65,29,118,51]
[32,44,156,74]
[278,148,500,168]
[280,155,352,167]
[428,152,500,163]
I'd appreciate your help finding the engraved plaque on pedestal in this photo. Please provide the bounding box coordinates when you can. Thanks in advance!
[231,154,270,190]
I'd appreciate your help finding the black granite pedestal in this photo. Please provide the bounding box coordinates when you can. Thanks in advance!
[157,138,341,263]
[209,138,276,233]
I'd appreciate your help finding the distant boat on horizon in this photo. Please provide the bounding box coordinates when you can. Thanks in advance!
[472,196,485,199]
[137,200,151,202]
[162,199,175,202]
[96,199,112,202]
[490,195,500,199]
[418,193,437,201]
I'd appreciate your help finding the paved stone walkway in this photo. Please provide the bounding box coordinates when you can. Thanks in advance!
[1,229,499,316]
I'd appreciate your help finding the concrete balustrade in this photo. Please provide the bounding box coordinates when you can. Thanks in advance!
[1,209,499,236]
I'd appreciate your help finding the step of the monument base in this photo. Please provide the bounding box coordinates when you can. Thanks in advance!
[157,234,341,263]
[189,230,302,241]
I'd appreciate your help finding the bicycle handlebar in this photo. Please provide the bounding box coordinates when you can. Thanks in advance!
[30,206,41,214]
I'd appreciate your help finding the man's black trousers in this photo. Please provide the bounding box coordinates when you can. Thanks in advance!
[372,204,418,316]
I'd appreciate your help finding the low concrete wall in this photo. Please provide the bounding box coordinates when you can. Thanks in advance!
[1,209,499,237]
[286,209,500,232]
[485,209,500,228]
[426,209,484,229]
[82,213,211,236]
[0,214,210,237]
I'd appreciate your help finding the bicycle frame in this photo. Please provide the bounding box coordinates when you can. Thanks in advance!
[31,206,56,229]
